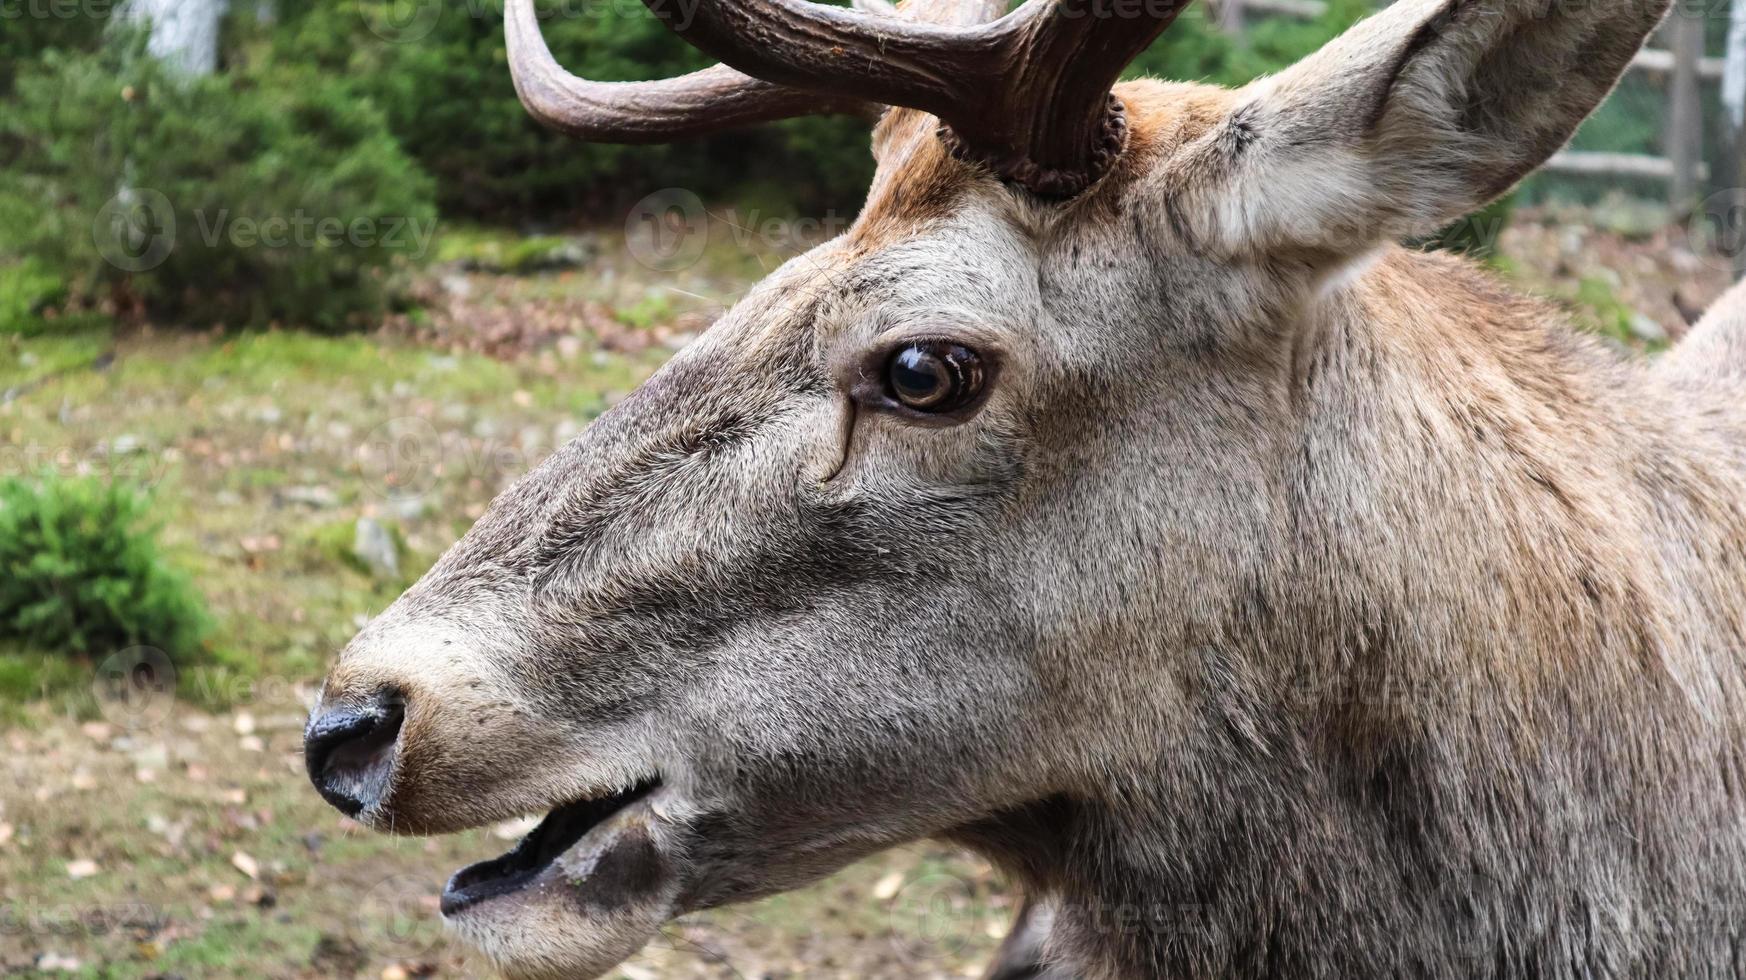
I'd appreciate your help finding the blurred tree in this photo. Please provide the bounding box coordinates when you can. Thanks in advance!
[248,0,875,219]
[0,0,111,94]
[1,32,436,332]
[123,0,229,76]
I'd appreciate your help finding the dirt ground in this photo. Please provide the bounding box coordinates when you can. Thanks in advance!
[1,695,1009,979]
[0,209,1729,979]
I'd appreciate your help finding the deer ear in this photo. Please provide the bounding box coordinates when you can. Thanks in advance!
[1169,0,1670,259]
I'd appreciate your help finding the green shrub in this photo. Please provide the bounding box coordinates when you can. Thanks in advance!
[1417,194,1516,259]
[251,0,875,219]
[0,0,112,94]
[0,31,436,331]
[0,475,211,660]
[0,258,67,335]
[1126,0,1369,87]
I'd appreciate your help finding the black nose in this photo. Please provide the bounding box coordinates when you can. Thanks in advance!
[304,693,405,817]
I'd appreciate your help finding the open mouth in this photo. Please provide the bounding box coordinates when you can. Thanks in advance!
[440,778,661,916]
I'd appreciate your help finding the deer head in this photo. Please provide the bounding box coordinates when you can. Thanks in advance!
[306,0,1685,975]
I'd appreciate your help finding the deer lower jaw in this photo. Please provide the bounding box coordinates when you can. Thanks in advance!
[440,777,685,980]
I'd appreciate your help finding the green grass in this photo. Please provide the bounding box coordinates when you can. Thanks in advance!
[431,226,588,275]
[0,228,1023,979]
[0,322,667,715]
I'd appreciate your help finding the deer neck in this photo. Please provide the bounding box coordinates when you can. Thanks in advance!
[955,248,1746,979]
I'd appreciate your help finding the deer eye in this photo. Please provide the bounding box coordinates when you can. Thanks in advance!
[886,342,984,413]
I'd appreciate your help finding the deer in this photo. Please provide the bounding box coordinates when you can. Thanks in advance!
[302,0,1746,974]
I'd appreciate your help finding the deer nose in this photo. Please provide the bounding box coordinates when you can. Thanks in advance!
[304,692,405,817]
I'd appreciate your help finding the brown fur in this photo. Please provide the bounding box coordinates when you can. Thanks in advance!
[307,0,1746,975]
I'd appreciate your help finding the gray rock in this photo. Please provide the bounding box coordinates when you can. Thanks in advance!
[390,495,428,521]
[280,485,339,509]
[1629,313,1668,344]
[353,518,400,579]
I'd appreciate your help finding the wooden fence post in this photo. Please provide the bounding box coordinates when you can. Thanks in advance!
[1668,4,1706,212]
[1218,0,1246,34]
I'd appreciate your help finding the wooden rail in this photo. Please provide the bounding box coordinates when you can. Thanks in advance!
[1543,152,1709,182]
[1213,0,1720,209]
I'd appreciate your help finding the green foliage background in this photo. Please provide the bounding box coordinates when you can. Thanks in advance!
[3,31,434,332]
[0,0,1554,336]
[0,475,211,661]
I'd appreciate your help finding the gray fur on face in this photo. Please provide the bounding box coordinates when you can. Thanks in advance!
[313,0,1746,975]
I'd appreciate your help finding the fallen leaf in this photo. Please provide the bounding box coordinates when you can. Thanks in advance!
[873,871,904,901]
[231,851,260,880]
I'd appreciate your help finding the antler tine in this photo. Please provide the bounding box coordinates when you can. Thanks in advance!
[642,0,1195,196]
[510,0,1191,196]
[992,0,1197,192]
[505,0,868,143]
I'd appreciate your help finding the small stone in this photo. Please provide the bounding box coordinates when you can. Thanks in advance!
[231,851,260,880]
[279,485,339,509]
[353,518,400,579]
[66,858,99,879]
[233,712,256,736]
[1629,313,1667,344]
[390,495,428,521]
[131,743,169,771]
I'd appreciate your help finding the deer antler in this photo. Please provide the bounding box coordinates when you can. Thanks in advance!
[504,0,869,142]
[506,0,1194,197]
